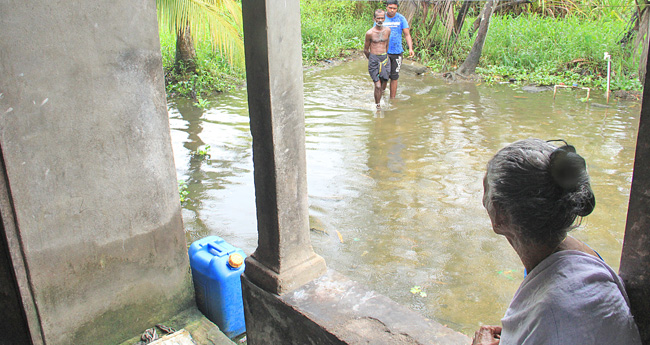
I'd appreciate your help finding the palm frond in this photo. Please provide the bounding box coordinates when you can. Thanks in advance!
[156,0,245,68]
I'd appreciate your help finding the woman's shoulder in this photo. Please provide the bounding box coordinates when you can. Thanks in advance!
[528,250,623,298]
[503,251,641,344]
[535,250,615,280]
[515,250,633,324]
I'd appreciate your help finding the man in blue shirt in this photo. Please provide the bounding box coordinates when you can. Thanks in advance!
[384,0,414,99]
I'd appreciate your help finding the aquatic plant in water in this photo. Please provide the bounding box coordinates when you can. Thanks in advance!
[178,180,189,203]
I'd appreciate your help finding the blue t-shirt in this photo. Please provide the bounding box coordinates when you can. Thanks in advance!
[384,13,409,54]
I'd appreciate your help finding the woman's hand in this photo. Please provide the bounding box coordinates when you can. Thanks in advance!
[472,325,502,345]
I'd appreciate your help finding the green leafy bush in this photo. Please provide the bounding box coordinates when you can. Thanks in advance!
[300,0,376,63]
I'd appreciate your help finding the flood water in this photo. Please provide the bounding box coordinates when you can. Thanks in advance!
[169,59,640,336]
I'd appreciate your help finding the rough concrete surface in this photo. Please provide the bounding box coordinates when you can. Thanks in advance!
[243,270,472,345]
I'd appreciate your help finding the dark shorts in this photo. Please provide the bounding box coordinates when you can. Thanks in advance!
[388,53,402,80]
[368,54,390,83]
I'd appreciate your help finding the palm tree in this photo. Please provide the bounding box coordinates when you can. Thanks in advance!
[156,0,245,74]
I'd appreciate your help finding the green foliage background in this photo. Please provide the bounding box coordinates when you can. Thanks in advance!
[300,0,374,63]
[409,0,641,90]
[159,0,643,97]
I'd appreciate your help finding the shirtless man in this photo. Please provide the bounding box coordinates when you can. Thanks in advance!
[364,9,391,109]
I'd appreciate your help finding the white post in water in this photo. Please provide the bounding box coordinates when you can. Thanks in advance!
[604,52,611,103]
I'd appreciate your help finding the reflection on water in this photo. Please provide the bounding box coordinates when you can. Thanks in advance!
[168,59,640,335]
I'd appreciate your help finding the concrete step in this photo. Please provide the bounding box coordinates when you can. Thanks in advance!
[119,308,239,345]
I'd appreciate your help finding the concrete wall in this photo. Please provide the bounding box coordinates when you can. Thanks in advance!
[242,270,472,345]
[0,1,194,344]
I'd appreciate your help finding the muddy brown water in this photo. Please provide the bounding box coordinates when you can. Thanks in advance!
[169,59,640,335]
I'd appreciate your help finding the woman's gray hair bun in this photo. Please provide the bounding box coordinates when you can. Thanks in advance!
[549,144,585,190]
[548,142,596,217]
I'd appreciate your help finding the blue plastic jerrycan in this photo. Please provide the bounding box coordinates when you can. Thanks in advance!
[188,236,246,338]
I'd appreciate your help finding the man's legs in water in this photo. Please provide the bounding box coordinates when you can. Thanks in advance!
[374,79,387,108]
[390,79,398,99]
[388,54,402,99]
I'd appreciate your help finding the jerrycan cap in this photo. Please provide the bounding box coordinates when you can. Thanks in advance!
[228,253,244,269]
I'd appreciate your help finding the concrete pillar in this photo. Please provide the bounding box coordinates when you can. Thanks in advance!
[620,52,650,344]
[0,154,35,344]
[0,1,193,344]
[241,0,326,295]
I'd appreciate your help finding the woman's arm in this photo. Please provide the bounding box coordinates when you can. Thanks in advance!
[472,325,501,345]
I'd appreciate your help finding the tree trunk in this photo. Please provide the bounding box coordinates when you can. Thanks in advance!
[456,0,497,76]
[636,1,650,83]
[421,1,429,24]
[454,0,472,36]
[399,0,419,23]
[175,25,196,75]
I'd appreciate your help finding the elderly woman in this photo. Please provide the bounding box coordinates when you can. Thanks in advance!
[474,139,641,345]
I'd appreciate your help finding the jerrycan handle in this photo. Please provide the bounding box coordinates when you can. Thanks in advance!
[207,242,226,257]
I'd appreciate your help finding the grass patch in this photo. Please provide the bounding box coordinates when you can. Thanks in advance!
[476,14,640,90]
[300,0,377,64]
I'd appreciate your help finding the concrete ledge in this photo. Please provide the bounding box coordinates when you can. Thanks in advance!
[119,308,236,345]
[242,269,471,345]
